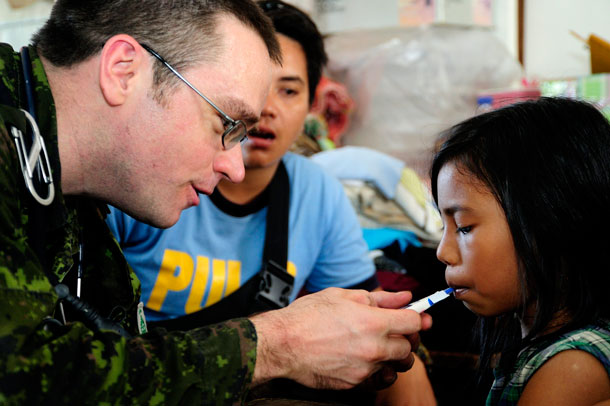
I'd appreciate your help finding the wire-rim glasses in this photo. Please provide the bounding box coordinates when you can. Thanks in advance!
[141,43,247,150]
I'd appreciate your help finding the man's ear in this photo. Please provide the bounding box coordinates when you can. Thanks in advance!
[99,35,147,106]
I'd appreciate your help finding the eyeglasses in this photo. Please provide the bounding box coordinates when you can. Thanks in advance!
[259,0,286,11]
[141,43,247,150]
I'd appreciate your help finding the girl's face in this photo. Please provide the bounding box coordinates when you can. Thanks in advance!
[436,162,521,317]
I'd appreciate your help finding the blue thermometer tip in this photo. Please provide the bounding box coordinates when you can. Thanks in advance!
[404,287,455,313]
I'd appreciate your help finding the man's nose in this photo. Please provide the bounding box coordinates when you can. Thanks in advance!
[214,144,245,183]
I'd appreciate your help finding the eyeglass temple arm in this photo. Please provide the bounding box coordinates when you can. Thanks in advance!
[140,44,234,124]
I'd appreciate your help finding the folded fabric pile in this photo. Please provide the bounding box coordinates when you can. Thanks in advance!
[311,146,443,248]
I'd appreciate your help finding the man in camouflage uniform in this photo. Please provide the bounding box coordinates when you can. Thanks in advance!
[0,0,429,404]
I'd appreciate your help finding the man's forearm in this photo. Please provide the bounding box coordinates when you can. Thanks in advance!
[250,308,293,386]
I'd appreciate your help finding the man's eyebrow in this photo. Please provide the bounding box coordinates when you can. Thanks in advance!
[223,97,260,126]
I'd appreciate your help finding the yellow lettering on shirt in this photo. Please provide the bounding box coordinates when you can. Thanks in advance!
[225,260,241,297]
[147,251,295,313]
[147,249,194,311]
[287,261,297,277]
[184,256,210,314]
[204,259,227,307]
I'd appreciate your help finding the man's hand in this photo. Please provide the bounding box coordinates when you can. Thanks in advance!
[250,288,432,390]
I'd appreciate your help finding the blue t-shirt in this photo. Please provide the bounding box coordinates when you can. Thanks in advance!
[107,153,376,321]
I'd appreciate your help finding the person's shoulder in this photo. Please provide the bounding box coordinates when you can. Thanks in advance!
[0,43,16,61]
[0,44,20,105]
[513,321,610,405]
[283,151,321,172]
[283,152,342,187]
[518,348,610,405]
[555,321,610,352]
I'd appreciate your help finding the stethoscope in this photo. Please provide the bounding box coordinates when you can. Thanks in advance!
[14,49,132,336]
[11,47,55,206]
[17,48,84,296]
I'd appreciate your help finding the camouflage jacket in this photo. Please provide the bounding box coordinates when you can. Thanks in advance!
[0,43,257,405]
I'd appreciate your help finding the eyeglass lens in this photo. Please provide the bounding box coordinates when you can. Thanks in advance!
[223,120,248,149]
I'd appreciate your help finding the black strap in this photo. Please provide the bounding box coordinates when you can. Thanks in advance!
[149,161,293,331]
[255,161,294,309]
[263,160,289,266]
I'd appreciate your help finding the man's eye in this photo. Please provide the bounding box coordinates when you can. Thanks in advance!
[216,116,227,134]
[456,226,472,235]
[281,88,298,96]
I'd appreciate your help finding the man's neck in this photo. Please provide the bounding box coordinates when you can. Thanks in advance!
[217,161,280,205]
[42,55,107,197]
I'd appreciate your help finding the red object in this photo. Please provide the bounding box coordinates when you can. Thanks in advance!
[376,271,420,293]
[310,76,354,144]
[478,88,541,110]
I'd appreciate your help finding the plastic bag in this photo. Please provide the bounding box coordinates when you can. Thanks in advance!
[324,25,522,174]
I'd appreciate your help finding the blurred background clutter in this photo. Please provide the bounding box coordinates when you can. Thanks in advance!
[4,0,610,404]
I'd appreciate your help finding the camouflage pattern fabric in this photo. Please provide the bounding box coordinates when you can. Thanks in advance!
[0,43,257,405]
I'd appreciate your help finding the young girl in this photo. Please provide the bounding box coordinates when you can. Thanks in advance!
[430,97,610,405]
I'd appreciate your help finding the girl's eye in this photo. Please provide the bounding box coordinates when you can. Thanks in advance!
[456,226,472,235]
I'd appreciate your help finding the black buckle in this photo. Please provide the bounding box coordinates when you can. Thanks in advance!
[255,260,294,309]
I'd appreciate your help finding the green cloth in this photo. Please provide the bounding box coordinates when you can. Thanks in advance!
[486,319,610,405]
[0,43,257,405]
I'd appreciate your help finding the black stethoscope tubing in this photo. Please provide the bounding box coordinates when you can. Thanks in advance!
[20,47,37,121]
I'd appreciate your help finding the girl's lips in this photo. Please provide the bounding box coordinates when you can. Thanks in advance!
[446,279,469,299]
[452,287,469,299]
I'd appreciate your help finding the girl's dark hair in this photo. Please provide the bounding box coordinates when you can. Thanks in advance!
[430,97,610,372]
[258,0,328,105]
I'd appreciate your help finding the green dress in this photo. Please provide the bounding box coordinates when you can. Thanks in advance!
[487,319,610,405]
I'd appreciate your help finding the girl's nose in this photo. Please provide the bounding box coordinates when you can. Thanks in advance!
[436,229,459,266]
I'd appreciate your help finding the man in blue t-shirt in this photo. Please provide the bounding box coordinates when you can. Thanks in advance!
[108,151,377,322]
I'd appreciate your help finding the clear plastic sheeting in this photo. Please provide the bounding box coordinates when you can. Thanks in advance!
[324,25,523,174]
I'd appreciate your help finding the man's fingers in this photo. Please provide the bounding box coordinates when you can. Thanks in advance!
[381,306,423,336]
[372,365,399,390]
[388,353,416,373]
[369,290,412,309]
[383,333,413,362]
[405,332,421,352]
[420,312,433,330]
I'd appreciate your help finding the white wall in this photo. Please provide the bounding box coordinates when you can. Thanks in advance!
[524,0,610,79]
[0,0,53,48]
[4,0,610,81]
[287,0,610,80]
[285,1,519,62]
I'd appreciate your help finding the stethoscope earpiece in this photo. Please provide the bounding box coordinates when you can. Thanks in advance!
[11,47,55,206]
